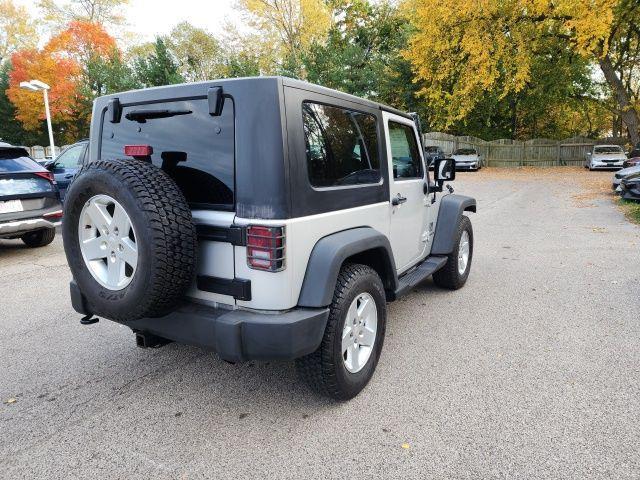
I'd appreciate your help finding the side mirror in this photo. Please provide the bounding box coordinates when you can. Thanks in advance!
[43,159,56,171]
[434,157,455,184]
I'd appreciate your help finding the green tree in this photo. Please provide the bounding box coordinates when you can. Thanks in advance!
[134,38,184,87]
[164,22,226,82]
[305,1,422,113]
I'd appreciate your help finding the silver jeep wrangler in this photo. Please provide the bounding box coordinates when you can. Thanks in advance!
[64,77,476,400]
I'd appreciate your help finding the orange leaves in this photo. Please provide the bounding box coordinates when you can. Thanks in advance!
[6,21,117,133]
[46,21,117,63]
[7,49,81,130]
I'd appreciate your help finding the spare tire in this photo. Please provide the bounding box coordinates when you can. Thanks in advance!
[63,158,197,321]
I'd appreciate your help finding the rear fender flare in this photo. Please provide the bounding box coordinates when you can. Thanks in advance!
[297,227,398,308]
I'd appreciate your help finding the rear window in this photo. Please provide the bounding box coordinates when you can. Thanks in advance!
[100,98,234,208]
[0,177,53,196]
[0,150,40,173]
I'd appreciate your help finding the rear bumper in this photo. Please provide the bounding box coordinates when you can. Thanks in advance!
[0,216,61,237]
[70,281,329,362]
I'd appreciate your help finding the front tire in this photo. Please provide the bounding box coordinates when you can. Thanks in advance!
[433,215,473,290]
[296,264,387,400]
[21,228,56,248]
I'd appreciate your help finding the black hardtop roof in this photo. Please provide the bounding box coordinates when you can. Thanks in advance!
[96,76,413,120]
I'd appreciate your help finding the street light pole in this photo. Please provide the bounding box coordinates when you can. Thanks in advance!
[41,88,55,156]
[19,79,56,158]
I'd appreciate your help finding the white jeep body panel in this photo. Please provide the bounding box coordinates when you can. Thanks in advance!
[184,115,442,312]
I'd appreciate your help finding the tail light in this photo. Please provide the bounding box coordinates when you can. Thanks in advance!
[246,225,285,272]
[35,171,55,183]
[44,210,63,219]
[124,145,153,157]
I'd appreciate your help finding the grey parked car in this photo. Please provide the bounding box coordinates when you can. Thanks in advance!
[612,165,640,192]
[0,143,62,247]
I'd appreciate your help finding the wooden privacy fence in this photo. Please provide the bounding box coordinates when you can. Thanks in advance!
[18,145,64,160]
[423,132,628,167]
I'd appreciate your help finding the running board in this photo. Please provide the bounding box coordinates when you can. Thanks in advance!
[394,255,448,298]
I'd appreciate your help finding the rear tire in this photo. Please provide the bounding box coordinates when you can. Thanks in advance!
[21,228,55,248]
[433,215,473,290]
[296,264,387,400]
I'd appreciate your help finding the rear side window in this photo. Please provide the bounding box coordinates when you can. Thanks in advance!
[0,150,39,173]
[388,122,423,179]
[302,102,380,188]
[100,98,234,208]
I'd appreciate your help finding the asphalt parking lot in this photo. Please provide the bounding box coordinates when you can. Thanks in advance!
[1,168,639,479]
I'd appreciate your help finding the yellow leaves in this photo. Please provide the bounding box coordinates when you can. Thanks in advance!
[401,0,622,128]
[0,0,38,62]
[238,0,330,52]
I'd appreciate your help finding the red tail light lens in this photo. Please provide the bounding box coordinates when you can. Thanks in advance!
[35,171,55,183]
[246,225,285,272]
[43,210,63,219]
[124,145,153,157]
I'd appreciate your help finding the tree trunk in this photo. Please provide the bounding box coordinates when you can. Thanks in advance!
[599,54,640,145]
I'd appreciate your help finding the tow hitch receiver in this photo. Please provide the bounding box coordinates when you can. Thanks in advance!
[135,331,173,349]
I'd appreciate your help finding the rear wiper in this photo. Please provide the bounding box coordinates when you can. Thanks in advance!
[125,109,192,123]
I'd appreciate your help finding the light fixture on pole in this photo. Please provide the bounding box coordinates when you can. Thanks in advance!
[20,80,56,158]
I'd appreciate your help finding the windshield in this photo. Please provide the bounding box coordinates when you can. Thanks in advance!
[454,148,476,155]
[425,146,439,153]
[594,146,622,154]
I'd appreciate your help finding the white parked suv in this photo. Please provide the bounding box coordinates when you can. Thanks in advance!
[63,77,476,400]
[585,145,627,170]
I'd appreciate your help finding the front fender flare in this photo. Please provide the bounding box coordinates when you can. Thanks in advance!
[431,194,476,255]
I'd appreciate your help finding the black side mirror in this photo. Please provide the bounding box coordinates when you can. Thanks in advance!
[434,157,456,185]
[43,159,56,171]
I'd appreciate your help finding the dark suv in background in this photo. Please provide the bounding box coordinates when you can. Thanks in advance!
[44,140,89,201]
[0,142,62,247]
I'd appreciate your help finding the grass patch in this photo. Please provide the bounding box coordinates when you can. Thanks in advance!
[618,198,640,225]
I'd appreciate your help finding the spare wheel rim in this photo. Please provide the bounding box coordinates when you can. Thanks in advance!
[78,194,138,291]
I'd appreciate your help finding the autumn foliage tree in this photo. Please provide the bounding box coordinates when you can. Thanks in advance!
[7,21,117,142]
[402,0,640,143]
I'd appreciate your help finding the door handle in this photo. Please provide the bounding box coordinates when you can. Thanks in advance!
[65,174,74,179]
[392,194,407,206]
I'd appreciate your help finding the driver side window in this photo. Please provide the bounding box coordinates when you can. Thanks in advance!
[56,145,84,168]
[388,122,423,180]
[302,102,380,188]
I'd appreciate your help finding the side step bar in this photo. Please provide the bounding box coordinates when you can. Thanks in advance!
[394,255,448,298]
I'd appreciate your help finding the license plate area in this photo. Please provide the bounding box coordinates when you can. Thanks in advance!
[0,199,23,214]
